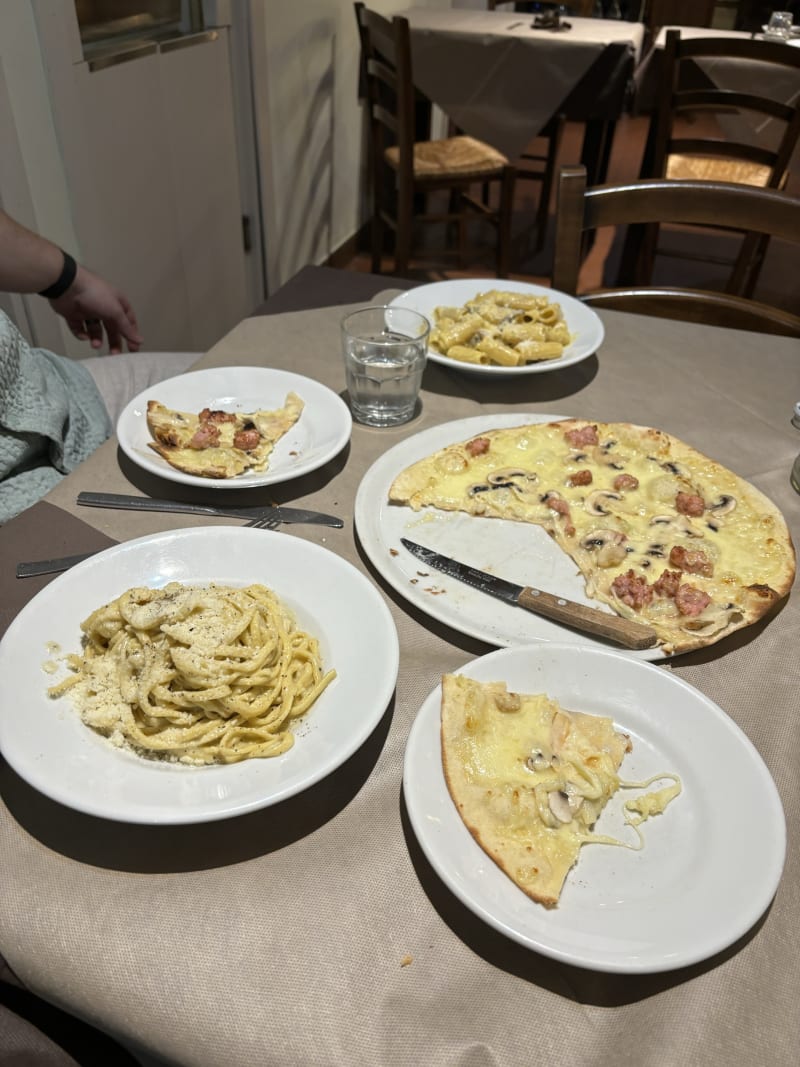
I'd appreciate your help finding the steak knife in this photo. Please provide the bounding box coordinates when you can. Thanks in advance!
[401,538,659,650]
[77,491,343,527]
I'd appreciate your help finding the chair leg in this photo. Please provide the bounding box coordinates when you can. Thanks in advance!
[728,232,770,298]
[533,189,550,255]
[395,195,413,276]
[496,166,515,278]
[458,191,468,270]
[371,211,383,274]
[533,114,564,254]
[617,220,658,287]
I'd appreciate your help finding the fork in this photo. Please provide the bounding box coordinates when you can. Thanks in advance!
[244,514,281,530]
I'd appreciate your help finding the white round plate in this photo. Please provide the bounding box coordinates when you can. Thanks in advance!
[0,527,398,824]
[116,366,351,489]
[389,279,604,376]
[403,644,786,974]
[354,413,665,661]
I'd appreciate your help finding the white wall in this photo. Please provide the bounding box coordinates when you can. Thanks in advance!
[0,2,84,356]
[249,0,451,292]
[0,0,453,348]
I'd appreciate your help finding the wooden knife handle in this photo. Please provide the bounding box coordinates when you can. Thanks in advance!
[518,586,659,650]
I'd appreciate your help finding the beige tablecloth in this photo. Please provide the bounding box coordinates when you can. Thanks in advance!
[1,294,799,1066]
[398,8,645,157]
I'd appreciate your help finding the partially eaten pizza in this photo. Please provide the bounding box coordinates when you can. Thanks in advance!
[441,675,631,907]
[389,419,795,654]
[146,393,304,478]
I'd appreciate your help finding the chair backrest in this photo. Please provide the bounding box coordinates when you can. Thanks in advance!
[354,4,415,188]
[645,29,800,190]
[552,165,800,337]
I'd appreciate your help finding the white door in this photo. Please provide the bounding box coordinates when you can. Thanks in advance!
[1,1,261,354]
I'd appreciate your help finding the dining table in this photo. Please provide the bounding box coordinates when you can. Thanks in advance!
[1,263,800,1066]
[396,6,646,184]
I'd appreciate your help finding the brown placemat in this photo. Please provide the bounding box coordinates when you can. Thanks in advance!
[0,503,117,639]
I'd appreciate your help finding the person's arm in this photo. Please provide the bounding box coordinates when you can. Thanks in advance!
[0,209,142,354]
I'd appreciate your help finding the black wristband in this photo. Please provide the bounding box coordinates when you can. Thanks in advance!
[38,250,77,299]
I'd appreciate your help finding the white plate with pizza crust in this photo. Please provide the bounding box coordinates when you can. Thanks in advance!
[117,366,352,489]
[0,526,398,824]
[403,644,786,974]
[354,413,666,661]
[388,279,604,376]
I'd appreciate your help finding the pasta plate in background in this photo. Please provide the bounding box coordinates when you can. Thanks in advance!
[389,279,604,377]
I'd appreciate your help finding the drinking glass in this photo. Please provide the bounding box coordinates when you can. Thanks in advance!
[341,306,430,427]
[765,11,793,39]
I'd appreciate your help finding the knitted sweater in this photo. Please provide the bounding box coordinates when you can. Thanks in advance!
[0,311,111,523]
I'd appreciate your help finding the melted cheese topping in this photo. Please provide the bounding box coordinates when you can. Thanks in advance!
[146,393,304,478]
[390,421,795,650]
[441,675,631,906]
[623,776,683,826]
[441,675,683,906]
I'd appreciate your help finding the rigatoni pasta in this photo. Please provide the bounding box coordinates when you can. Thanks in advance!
[429,289,572,367]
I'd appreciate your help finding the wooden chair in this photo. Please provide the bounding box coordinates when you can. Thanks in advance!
[636,29,800,296]
[552,164,800,337]
[514,114,566,255]
[354,3,516,277]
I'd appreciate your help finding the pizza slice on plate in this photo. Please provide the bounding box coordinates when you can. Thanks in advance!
[441,674,631,907]
[146,392,304,478]
[389,419,795,654]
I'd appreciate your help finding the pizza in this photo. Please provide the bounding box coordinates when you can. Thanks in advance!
[146,393,304,478]
[441,674,632,907]
[389,419,795,654]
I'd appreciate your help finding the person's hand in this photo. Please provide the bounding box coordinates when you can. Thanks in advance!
[48,264,143,354]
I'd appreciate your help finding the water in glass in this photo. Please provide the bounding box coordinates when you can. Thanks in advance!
[341,305,430,427]
[345,332,426,426]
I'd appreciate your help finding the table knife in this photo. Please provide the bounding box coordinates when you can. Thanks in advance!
[16,551,101,578]
[400,538,659,650]
[77,492,343,527]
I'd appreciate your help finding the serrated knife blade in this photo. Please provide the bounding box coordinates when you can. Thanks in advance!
[400,538,658,650]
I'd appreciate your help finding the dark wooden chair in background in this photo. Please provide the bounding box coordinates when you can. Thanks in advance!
[552,164,800,337]
[354,3,516,277]
[634,29,800,296]
[513,113,566,254]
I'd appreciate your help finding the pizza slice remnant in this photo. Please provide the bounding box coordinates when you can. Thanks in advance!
[441,674,632,907]
[146,392,304,478]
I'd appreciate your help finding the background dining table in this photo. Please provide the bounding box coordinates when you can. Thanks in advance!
[1,264,799,1066]
[397,6,646,183]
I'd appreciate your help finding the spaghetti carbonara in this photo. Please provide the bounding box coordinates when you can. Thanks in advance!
[48,582,335,765]
[430,289,572,366]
